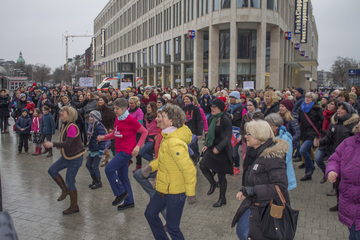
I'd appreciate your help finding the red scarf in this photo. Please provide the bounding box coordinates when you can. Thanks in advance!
[323,109,336,131]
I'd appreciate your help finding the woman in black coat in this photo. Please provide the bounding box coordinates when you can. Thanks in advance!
[200,98,233,207]
[0,89,10,133]
[261,91,280,117]
[232,120,290,240]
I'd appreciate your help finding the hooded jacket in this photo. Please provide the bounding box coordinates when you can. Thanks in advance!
[326,133,360,231]
[319,113,359,156]
[149,125,197,196]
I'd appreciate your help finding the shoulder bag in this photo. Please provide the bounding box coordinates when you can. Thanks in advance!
[260,185,300,240]
[303,112,321,139]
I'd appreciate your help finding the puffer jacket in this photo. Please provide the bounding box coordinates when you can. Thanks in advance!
[277,126,297,190]
[261,101,280,118]
[149,125,197,196]
[15,110,31,135]
[319,113,359,156]
[232,138,290,239]
[297,104,323,141]
[88,121,106,152]
[286,113,301,146]
[326,133,360,231]
[0,95,10,117]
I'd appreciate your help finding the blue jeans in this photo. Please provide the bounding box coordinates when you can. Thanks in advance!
[233,142,240,168]
[189,136,200,158]
[294,140,301,158]
[300,140,315,174]
[48,155,83,191]
[105,151,134,204]
[314,149,326,174]
[349,223,360,240]
[133,170,167,219]
[139,141,155,161]
[86,154,101,178]
[236,208,251,240]
[205,113,211,125]
[145,192,186,240]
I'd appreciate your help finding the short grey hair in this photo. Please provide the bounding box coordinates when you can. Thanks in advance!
[265,113,283,128]
[113,98,128,109]
[245,120,275,144]
[162,104,186,128]
[305,92,317,102]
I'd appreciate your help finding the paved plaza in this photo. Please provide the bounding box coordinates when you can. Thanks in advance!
[0,124,348,240]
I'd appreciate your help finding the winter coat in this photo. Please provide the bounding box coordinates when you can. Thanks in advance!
[81,99,98,124]
[16,112,32,135]
[14,99,28,118]
[227,104,247,127]
[297,104,323,141]
[98,105,116,131]
[293,94,304,113]
[31,116,41,133]
[0,95,10,117]
[149,125,197,196]
[277,126,297,190]
[141,92,157,106]
[261,101,280,118]
[319,113,359,156]
[232,138,290,240]
[239,110,264,138]
[183,104,202,136]
[286,115,301,146]
[40,113,56,135]
[199,97,212,114]
[326,133,360,231]
[88,121,106,152]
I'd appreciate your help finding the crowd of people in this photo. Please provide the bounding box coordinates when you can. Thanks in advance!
[1,82,360,239]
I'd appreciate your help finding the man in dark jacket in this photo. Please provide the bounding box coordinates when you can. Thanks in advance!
[16,109,32,154]
[292,88,304,114]
[0,89,10,133]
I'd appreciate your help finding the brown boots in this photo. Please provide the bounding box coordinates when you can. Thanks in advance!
[53,175,68,201]
[63,190,79,215]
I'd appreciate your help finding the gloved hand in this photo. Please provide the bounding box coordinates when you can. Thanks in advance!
[141,165,152,178]
[241,186,255,198]
[187,196,197,205]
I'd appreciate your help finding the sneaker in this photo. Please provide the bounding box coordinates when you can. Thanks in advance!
[112,192,129,206]
[233,167,240,175]
[117,203,134,210]
[320,176,327,184]
[300,174,312,181]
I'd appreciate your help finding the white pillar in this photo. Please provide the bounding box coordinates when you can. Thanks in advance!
[209,25,219,89]
[194,30,204,88]
[229,19,237,90]
[269,26,280,90]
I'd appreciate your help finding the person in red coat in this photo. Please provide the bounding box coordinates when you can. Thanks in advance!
[141,86,157,106]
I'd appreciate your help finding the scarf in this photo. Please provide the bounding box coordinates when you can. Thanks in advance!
[248,108,261,119]
[118,110,129,121]
[205,112,223,147]
[146,114,154,124]
[162,126,177,134]
[229,102,242,114]
[322,109,336,131]
[301,101,315,113]
[128,106,138,113]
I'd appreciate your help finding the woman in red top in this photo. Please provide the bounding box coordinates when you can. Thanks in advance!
[97,98,148,210]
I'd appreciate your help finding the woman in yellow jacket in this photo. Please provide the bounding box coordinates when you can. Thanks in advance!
[142,104,197,240]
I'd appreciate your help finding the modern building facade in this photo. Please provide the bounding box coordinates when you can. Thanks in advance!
[93,0,319,90]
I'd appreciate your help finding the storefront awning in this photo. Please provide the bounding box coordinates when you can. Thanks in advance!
[285,62,304,68]
[297,59,319,67]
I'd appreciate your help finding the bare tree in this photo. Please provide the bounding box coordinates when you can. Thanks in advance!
[33,64,51,84]
[330,57,357,88]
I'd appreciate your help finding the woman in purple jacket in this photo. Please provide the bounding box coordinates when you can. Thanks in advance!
[326,121,360,239]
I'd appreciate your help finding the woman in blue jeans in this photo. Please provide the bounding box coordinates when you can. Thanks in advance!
[297,92,323,181]
[44,106,86,215]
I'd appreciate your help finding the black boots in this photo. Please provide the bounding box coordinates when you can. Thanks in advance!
[201,169,216,195]
[53,175,68,201]
[63,190,79,215]
[213,182,227,207]
[89,174,102,189]
[47,148,53,158]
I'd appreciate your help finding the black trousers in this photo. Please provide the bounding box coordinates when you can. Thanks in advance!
[18,134,29,152]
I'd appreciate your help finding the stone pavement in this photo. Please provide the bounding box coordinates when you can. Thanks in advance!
[0,126,348,240]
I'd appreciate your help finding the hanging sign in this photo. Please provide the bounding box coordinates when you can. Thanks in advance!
[285,32,292,40]
[294,43,300,50]
[188,30,195,39]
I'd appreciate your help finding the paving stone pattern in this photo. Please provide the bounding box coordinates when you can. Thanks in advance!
[0,126,348,240]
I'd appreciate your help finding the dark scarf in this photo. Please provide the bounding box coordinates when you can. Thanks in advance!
[205,112,223,147]
[128,106,138,113]
[242,138,274,186]
[146,114,154,124]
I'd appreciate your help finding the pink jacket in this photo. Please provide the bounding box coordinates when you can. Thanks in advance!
[31,116,41,133]
[197,105,208,132]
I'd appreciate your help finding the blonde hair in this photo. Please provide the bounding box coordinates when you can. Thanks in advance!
[129,96,140,107]
[265,91,279,107]
[245,119,274,144]
[278,107,294,122]
[61,106,78,123]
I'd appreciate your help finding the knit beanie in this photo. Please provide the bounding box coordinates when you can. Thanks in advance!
[280,99,294,112]
[20,93,26,99]
[211,98,225,112]
[240,94,247,100]
[349,92,357,101]
[338,102,354,114]
[89,110,102,121]
[229,91,240,100]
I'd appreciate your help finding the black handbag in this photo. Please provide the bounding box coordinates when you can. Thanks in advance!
[32,132,42,143]
[260,185,300,240]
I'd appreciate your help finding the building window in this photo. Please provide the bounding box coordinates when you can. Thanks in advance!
[219,62,230,88]
[238,30,257,59]
[165,40,171,63]
[185,35,194,60]
[237,0,248,8]
[265,31,270,72]
[251,0,261,8]
[221,0,231,8]
[157,43,162,64]
[174,36,181,62]
[203,0,209,14]
[219,30,230,59]
[149,45,154,65]
[143,48,148,67]
[213,0,219,11]
[204,31,209,60]
[267,0,277,11]
[237,62,256,87]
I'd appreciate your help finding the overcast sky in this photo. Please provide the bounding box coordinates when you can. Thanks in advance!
[1,0,359,72]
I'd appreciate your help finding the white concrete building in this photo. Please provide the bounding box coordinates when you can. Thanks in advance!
[93,0,318,90]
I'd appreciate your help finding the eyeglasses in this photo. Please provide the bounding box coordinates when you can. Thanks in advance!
[210,105,217,108]
[245,133,251,136]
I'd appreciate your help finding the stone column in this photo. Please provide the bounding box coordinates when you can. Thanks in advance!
[256,21,266,90]
[194,30,204,88]
[269,26,280,90]
[170,38,175,89]
[162,42,165,89]
[209,25,219,89]
[181,34,185,86]
[229,18,237,90]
